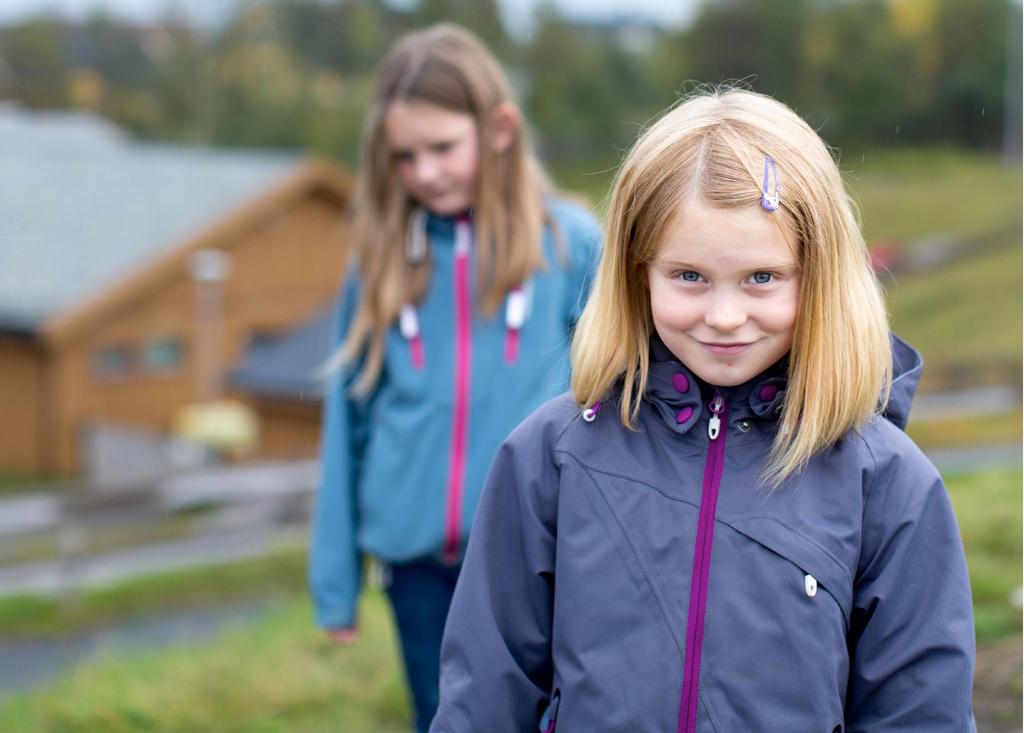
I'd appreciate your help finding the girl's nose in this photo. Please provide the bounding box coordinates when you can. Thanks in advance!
[414,155,440,185]
[704,296,747,331]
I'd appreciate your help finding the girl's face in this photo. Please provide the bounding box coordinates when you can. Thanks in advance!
[647,202,800,388]
[385,100,480,216]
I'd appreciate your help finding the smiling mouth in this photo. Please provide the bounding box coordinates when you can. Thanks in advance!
[699,341,753,356]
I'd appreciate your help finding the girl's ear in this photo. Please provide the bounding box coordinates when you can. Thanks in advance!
[490,102,521,154]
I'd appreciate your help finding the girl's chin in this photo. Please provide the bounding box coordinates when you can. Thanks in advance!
[418,194,473,216]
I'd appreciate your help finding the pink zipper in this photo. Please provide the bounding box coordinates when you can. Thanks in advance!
[443,218,473,564]
[677,392,727,733]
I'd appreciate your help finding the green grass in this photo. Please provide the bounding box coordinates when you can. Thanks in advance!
[907,411,1022,451]
[0,548,308,638]
[887,241,1022,376]
[0,471,64,496]
[945,469,1023,642]
[841,147,1022,244]
[0,592,409,732]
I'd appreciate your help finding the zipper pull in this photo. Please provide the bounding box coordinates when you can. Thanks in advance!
[708,394,724,440]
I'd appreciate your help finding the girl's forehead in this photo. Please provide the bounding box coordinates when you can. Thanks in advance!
[654,203,798,265]
[385,99,477,145]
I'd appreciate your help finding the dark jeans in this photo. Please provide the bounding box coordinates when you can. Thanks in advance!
[385,558,461,733]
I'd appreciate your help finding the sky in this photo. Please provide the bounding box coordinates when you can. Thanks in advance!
[0,0,701,37]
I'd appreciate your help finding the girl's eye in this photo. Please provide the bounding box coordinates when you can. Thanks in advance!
[750,271,773,285]
[679,271,702,283]
[393,150,414,163]
[432,141,453,154]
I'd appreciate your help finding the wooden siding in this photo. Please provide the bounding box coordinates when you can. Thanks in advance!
[0,338,44,474]
[248,399,322,460]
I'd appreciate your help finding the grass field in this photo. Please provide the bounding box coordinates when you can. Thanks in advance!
[841,148,1022,245]
[0,467,1018,732]
[946,469,1024,642]
[888,242,1022,376]
[907,411,1022,451]
[0,592,410,733]
[0,549,307,639]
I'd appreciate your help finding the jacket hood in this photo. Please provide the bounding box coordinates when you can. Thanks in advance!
[644,333,922,434]
[884,334,923,431]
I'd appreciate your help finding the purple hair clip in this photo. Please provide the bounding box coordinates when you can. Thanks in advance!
[760,155,781,212]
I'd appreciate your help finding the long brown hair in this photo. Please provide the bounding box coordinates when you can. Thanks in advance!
[337,23,555,395]
[571,88,891,485]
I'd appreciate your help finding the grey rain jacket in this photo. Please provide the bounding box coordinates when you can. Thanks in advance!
[431,336,976,733]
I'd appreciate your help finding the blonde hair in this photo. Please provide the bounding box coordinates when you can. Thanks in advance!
[571,88,891,485]
[337,23,555,395]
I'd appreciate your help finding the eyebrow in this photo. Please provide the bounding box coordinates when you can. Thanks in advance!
[391,136,458,153]
[656,258,798,271]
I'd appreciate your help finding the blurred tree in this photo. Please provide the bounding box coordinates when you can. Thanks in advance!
[412,0,510,57]
[207,3,311,147]
[272,0,398,74]
[0,18,70,107]
[525,8,661,159]
[803,0,920,147]
[134,27,209,142]
[927,0,1013,147]
[80,13,154,88]
[681,0,811,105]
[0,0,1016,158]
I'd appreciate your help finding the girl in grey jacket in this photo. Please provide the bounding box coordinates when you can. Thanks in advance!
[430,88,976,733]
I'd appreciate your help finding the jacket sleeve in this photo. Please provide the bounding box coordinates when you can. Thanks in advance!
[845,436,976,732]
[308,273,373,629]
[430,410,565,732]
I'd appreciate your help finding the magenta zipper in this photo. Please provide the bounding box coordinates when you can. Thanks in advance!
[677,392,728,733]
[443,218,473,564]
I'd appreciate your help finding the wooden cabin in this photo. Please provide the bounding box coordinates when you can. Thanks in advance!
[0,107,350,477]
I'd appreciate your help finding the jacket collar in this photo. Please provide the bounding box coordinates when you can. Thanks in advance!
[424,209,474,240]
[645,335,787,436]
[643,333,923,436]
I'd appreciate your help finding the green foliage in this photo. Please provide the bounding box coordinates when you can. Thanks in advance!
[678,0,813,103]
[0,0,1018,158]
[945,469,1023,641]
[0,19,70,107]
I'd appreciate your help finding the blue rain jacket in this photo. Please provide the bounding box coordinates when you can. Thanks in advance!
[432,335,976,732]
[310,198,601,629]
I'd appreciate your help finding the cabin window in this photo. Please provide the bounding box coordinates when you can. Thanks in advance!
[247,330,279,351]
[93,345,133,378]
[143,336,184,373]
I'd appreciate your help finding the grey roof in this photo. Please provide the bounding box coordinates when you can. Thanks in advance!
[0,103,300,330]
[230,309,334,402]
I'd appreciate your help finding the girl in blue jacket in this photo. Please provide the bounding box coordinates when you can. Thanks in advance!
[432,89,976,732]
[309,24,600,733]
